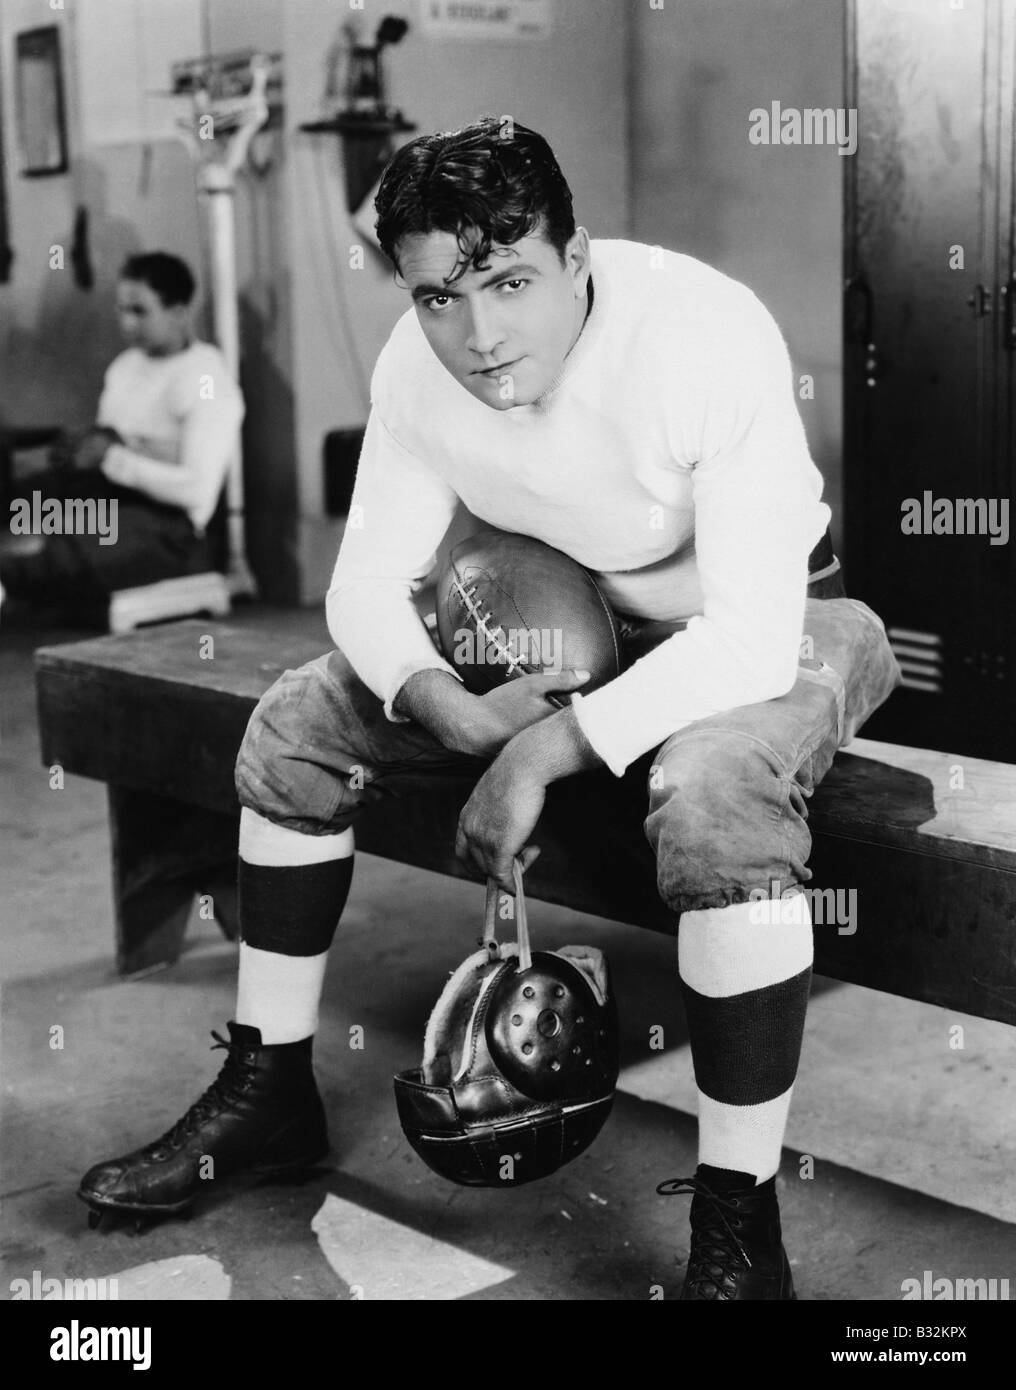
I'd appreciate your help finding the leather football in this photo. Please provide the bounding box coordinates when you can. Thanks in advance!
[435,528,622,701]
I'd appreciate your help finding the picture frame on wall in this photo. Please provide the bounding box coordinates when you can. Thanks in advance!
[15,25,68,177]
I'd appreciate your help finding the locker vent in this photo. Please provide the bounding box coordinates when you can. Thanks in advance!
[888,627,943,694]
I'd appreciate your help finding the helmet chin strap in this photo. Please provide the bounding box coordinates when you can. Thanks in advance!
[484,860,532,972]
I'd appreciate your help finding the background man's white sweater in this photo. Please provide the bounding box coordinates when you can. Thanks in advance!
[99,341,244,534]
[327,239,831,777]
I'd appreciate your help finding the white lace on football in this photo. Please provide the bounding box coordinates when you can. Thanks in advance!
[452,576,530,677]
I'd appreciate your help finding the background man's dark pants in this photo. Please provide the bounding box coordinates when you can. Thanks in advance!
[1,467,212,602]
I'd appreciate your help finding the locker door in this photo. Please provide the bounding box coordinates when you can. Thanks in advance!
[1000,0,1016,724]
[844,0,1015,760]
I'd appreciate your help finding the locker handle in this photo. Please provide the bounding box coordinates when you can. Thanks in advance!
[966,284,993,317]
[844,274,873,345]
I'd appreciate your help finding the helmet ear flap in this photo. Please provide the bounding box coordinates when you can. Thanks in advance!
[553,944,609,1005]
[420,945,517,1087]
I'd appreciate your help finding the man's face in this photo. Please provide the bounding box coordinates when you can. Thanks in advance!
[115,280,189,356]
[396,225,591,410]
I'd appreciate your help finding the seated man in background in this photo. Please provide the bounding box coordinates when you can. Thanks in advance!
[0,251,244,613]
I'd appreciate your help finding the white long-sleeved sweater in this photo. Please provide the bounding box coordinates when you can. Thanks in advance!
[98,341,245,533]
[327,239,831,777]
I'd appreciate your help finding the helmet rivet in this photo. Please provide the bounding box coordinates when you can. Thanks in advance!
[537,1009,561,1038]
[573,1045,581,1055]
[550,1060,561,1071]
[523,986,535,999]
[576,1016,584,1025]
[511,1013,523,1026]
[522,1042,534,1055]
[553,985,565,998]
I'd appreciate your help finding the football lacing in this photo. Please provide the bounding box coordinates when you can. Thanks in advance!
[452,576,529,676]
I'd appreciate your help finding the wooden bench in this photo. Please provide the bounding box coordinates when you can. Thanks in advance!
[34,614,1016,1025]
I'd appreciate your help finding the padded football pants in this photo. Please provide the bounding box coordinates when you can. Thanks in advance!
[234,580,901,915]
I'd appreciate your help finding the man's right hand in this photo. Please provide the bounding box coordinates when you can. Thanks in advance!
[49,427,123,473]
[48,430,82,472]
[393,666,592,760]
[463,668,592,758]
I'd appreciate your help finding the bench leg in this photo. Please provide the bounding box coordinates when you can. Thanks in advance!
[207,870,239,943]
[108,786,240,977]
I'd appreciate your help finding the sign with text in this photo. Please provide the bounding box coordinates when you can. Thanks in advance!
[420,0,553,42]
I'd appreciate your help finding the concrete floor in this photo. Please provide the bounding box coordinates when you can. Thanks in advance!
[2,598,1014,1302]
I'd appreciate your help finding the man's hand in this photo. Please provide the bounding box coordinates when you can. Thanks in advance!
[74,427,122,470]
[455,749,546,893]
[48,430,82,472]
[50,427,122,472]
[455,689,606,894]
[463,668,591,758]
[393,665,591,759]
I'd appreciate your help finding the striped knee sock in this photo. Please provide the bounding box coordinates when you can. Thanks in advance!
[235,808,355,1044]
[678,894,813,1184]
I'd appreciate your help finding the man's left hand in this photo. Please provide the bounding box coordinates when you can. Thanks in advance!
[455,750,546,894]
[73,427,121,471]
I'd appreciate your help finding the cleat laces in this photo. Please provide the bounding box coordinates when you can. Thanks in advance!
[144,1031,257,1160]
[657,1173,753,1299]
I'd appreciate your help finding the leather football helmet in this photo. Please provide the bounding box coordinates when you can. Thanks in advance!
[394,861,619,1188]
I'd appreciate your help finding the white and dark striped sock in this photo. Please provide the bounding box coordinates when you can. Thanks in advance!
[235,808,355,1045]
[678,894,814,1184]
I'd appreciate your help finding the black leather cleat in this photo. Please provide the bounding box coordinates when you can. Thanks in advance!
[78,1022,329,1222]
[657,1164,798,1300]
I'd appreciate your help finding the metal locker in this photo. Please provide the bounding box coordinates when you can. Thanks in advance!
[843,0,1016,760]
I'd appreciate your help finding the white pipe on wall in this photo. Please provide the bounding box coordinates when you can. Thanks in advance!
[200,162,255,596]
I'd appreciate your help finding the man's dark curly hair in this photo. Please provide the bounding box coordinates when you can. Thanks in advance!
[374,115,576,281]
[119,252,196,307]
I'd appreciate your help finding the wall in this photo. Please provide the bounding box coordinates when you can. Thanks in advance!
[2,0,629,604]
[0,1,222,426]
[281,0,632,601]
[1,0,95,427]
[631,0,846,552]
[75,0,204,147]
[2,0,845,606]
[207,0,283,54]
[0,0,297,599]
